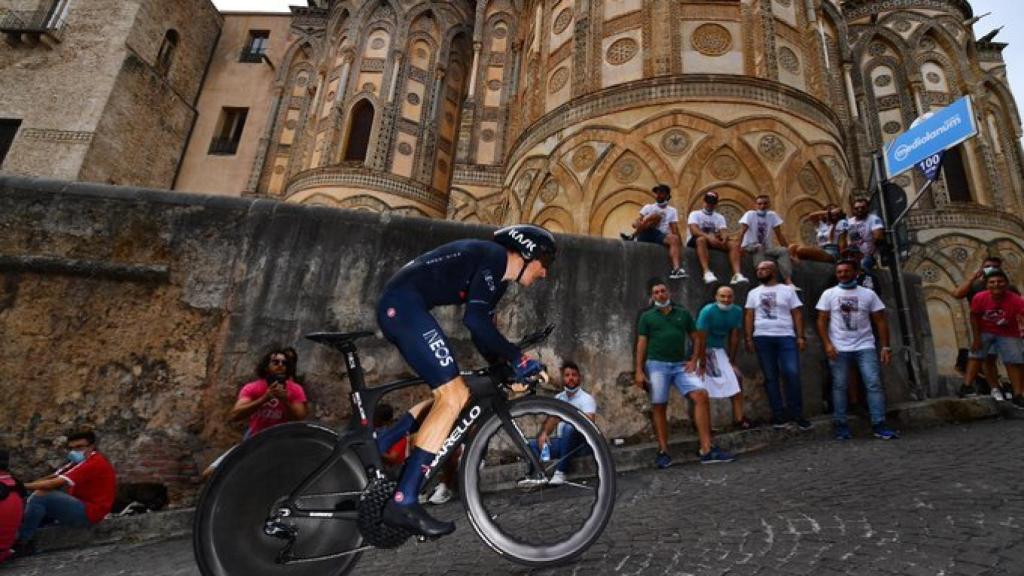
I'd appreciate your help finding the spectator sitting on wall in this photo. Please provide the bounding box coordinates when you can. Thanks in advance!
[738,195,796,289]
[13,431,117,557]
[816,260,899,440]
[789,203,846,264]
[518,361,598,487]
[624,184,688,280]
[840,198,884,272]
[969,269,1024,409]
[0,449,26,564]
[634,279,735,468]
[687,191,749,286]
[696,286,753,430]
[953,255,1017,400]
[203,347,309,479]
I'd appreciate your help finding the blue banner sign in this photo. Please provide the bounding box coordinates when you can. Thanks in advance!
[916,152,944,182]
[884,96,977,179]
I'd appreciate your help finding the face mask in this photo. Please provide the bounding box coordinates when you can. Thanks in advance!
[564,384,579,395]
[716,302,731,311]
[657,200,668,208]
[839,280,858,289]
[702,207,715,216]
[67,450,87,464]
[654,299,672,309]
[757,209,768,216]
[983,267,997,276]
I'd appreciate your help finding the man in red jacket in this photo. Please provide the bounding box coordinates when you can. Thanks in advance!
[13,431,116,556]
[0,449,25,563]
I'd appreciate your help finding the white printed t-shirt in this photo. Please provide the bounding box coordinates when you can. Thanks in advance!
[739,210,784,249]
[687,210,728,242]
[815,286,886,352]
[638,203,679,235]
[745,284,803,337]
[554,388,597,437]
[843,214,884,256]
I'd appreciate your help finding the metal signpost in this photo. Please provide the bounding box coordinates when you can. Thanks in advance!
[874,96,978,399]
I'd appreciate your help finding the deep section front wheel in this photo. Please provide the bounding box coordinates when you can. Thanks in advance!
[193,422,367,576]
[459,396,616,566]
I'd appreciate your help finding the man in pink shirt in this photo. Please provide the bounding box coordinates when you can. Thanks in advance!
[971,269,1024,409]
[230,348,308,437]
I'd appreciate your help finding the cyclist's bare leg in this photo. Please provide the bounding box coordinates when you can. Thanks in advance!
[384,377,468,537]
[414,377,470,451]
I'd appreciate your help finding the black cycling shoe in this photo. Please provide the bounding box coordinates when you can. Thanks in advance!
[382,501,455,538]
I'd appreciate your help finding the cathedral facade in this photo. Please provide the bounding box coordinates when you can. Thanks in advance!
[2,0,1023,375]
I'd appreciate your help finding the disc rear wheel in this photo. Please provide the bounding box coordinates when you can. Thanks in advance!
[193,423,367,576]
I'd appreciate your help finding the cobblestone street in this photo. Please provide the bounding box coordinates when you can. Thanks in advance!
[5,419,1023,576]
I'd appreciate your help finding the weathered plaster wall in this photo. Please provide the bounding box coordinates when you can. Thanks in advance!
[0,175,929,504]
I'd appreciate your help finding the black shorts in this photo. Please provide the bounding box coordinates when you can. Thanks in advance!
[377,289,460,388]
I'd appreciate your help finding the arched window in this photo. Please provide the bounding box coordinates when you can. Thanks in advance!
[157,29,179,76]
[344,100,374,162]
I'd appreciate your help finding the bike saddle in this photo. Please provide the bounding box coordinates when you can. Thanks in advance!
[305,330,376,347]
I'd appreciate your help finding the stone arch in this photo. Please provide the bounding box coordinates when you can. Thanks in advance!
[909,22,968,79]
[819,1,852,61]
[533,205,575,234]
[589,188,651,237]
[336,194,391,212]
[924,289,966,373]
[342,98,376,162]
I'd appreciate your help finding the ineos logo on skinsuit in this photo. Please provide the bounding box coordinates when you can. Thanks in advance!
[509,230,537,254]
[423,329,454,367]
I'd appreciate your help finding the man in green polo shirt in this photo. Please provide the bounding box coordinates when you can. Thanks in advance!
[634,279,735,468]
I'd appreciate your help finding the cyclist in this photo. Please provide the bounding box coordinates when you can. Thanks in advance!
[376,225,556,538]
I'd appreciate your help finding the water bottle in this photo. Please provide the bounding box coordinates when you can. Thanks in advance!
[540,443,551,462]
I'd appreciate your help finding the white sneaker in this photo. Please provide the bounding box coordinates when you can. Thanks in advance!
[548,470,566,486]
[991,387,1006,402]
[703,271,718,285]
[427,482,453,504]
[730,273,750,285]
[516,476,548,488]
[669,268,688,280]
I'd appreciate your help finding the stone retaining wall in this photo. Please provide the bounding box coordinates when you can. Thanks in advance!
[0,175,933,504]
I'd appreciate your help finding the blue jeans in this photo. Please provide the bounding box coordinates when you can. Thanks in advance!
[753,336,803,421]
[17,490,91,541]
[527,425,591,473]
[829,349,886,425]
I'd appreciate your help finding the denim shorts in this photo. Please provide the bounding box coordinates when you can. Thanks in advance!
[645,360,704,405]
[969,333,1024,364]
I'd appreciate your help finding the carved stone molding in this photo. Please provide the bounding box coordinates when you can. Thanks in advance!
[660,129,690,156]
[285,166,447,211]
[758,134,785,162]
[710,155,740,180]
[691,23,732,57]
[506,75,843,166]
[606,38,639,65]
[20,129,94,144]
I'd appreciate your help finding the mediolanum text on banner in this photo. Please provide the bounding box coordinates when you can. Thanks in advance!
[883,96,978,180]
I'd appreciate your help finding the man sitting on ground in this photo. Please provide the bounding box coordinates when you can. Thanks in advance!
[519,361,597,487]
[13,431,116,557]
